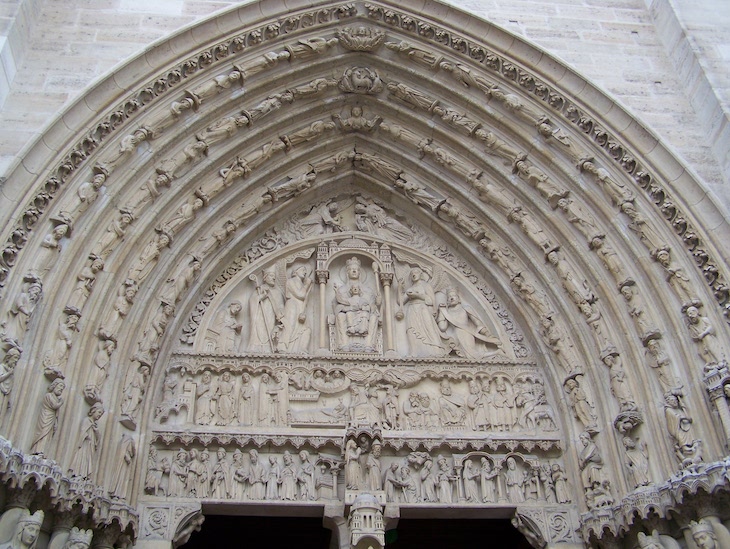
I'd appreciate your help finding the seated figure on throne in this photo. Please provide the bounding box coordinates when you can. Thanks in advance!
[333,257,380,352]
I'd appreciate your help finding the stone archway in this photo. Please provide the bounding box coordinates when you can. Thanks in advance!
[0,1,728,548]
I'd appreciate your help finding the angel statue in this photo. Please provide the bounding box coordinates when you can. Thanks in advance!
[436,288,502,358]
[333,257,380,352]
[278,265,314,354]
[397,264,448,358]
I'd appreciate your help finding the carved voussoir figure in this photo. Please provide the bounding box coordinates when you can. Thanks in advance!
[31,378,65,454]
[3,274,42,342]
[339,67,383,95]
[69,402,105,479]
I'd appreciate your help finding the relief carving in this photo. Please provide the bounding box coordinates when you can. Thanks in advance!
[337,26,385,51]
[338,67,383,94]
[30,379,65,455]
[663,391,702,468]
[0,510,43,549]
[69,403,105,479]
[333,257,381,353]
[3,275,42,343]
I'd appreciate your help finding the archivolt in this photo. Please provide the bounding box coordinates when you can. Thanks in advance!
[0,0,727,532]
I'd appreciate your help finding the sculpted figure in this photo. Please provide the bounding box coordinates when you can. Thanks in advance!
[195,371,214,425]
[299,201,345,236]
[645,338,679,391]
[463,459,480,502]
[69,255,104,310]
[287,77,337,100]
[100,279,137,338]
[364,442,382,491]
[298,450,316,500]
[354,198,413,241]
[332,106,382,133]
[199,221,236,257]
[437,288,500,358]
[211,448,230,499]
[589,235,625,279]
[95,208,134,258]
[110,434,136,498]
[238,373,254,425]
[394,179,445,212]
[690,520,720,549]
[664,391,702,466]
[334,257,380,352]
[161,257,201,304]
[384,462,403,502]
[353,151,402,182]
[62,527,93,549]
[480,458,497,502]
[168,449,188,497]
[4,277,42,341]
[556,197,599,239]
[259,372,288,426]
[437,380,465,426]
[339,66,383,94]
[602,353,638,412]
[507,206,551,250]
[219,301,243,353]
[467,380,490,431]
[546,249,596,306]
[145,447,166,496]
[196,115,248,146]
[0,510,43,549]
[128,170,172,213]
[578,432,607,494]
[31,378,65,454]
[563,377,597,429]
[278,266,313,354]
[684,305,724,365]
[214,371,236,426]
[619,280,657,339]
[345,439,363,490]
[231,449,247,500]
[503,457,525,503]
[492,380,515,432]
[420,459,437,502]
[283,120,335,148]
[0,346,20,424]
[127,230,171,284]
[436,456,456,504]
[512,158,568,206]
[266,455,280,500]
[120,365,150,423]
[551,464,571,503]
[580,159,634,206]
[135,302,174,366]
[403,267,446,357]
[280,452,297,501]
[87,337,116,400]
[622,436,650,488]
[36,222,69,277]
[510,272,551,317]
[248,449,266,500]
[248,268,284,353]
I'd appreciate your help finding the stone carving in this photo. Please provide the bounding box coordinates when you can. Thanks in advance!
[62,527,93,549]
[3,275,42,342]
[194,371,214,425]
[387,81,438,111]
[127,230,171,284]
[99,279,137,339]
[110,435,136,499]
[393,178,445,212]
[352,151,402,182]
[30,378,65,454]
[42,307,80,375]
[354,197,414,242]
[338,67,383,94]
[663,391,702,468]
[546,249,596,307]
[402,267,446,357]
[690,520,721,549]
[68,255,104,311]
[435,455,456,503]
[436,288,501,358]
[278,266,314,354]
[160,257,201,305]
[551,464,571,504]
[503,456,526,503]
[556,197,600,240]
[198,221,236,258]
[563,376,597,430]
[507,206,552,251]
[36,220,70,278]
[437,202,486,240]
[385,41,443,69]
[0,345,20,425]
[120,364,150,428]
[0,510,43,549]
[71,402,104,478]
[94,208,135,259]
[652,246,696,305]
[600,351,638,412]
[622,436,650,489]
[684,304,725,366]
[618,279,659,343]
[437,380,466,426]
[578,432,613,508]
[282,120,335,149]
[333,257,380,353]
[259,372,288,426]
[213,372,236,426]
[209,301,242,353]
[337,26,386,51]
[512,157,568,207]
[134,302,174,367]
[579,158,634,207]
[332,106,382,133]
[248,267,285,353]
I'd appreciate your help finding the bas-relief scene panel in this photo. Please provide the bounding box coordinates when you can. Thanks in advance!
[192,193,521,361]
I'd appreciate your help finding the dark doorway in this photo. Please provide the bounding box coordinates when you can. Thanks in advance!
[387,518,533,548]
[182,515,332,548]
[182,515,532,548]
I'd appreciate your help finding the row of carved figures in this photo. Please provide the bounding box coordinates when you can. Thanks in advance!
[145,444,570,507]
[155,368,558,434]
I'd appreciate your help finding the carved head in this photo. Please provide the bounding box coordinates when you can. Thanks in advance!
[685,306,700,322]
[446,289,461,306]
[89,402,105,420]
[346,257,361,279]
[217,448,226,460]
[228,301,242,315]
[50,378,65,396]
[16,511,43,547]
[409,267,423,282]
[249,449,259,464]
[691,520,717,549]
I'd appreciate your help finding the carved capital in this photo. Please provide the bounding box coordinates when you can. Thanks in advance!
[315,269,330,285]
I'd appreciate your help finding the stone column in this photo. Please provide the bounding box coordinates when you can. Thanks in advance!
[703,364,730,448]
[322,503,349,549]
[379,272,394,354]
[316,270,329,352]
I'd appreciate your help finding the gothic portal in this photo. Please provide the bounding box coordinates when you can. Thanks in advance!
[0,1,728,548]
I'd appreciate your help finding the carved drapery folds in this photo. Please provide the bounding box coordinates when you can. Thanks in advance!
[0,1,728,547]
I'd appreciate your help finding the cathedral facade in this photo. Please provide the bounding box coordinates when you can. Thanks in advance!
[0,1,728,547]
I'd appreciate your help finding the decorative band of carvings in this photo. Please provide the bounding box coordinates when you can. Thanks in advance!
[579,457,730,540]
[0,436,138,535]
[363,3,729,319]
[151,430,561,454]
[0,2,358,291]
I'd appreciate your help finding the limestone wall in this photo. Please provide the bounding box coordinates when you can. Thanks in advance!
[0,0,728,211]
